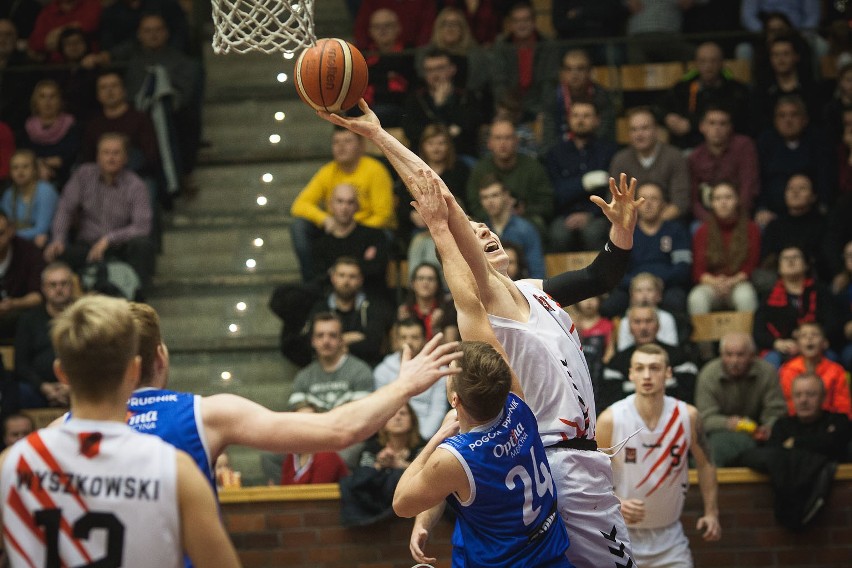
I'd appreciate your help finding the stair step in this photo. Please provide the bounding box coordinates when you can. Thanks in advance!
[200,99,333,165]
[174,160,326,215]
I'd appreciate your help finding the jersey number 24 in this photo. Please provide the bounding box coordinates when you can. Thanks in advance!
[504,446,555,526]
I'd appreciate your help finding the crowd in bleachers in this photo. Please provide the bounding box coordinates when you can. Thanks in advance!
[277,0,852,495]
[0,0,204,422]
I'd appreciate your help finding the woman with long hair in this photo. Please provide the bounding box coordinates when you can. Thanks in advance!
[687,181,760,316]
[1,149,58,248]
[398,262,453,340]
[415,6,491,97]
[22,80,80,188]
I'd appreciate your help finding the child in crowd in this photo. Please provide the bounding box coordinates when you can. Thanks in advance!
[616,272,679,350]
[279,404,350,485]
[778,322,852,418]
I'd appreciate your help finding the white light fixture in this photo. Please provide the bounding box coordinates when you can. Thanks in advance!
[221,371,232,381]
[269,134,281,144]
[256,195,268,206]
[261,173,273,183]
[245,258,257,269]
[253,237,264,247]
[276,72,287,83]
[228,323,239,333]
[236,301,247,312]
[274,111,285,121]
[283,52,295,60]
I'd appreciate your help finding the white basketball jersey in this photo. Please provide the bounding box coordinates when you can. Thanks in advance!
[610,395,691,529]
[1,419,182,568]
[489,282,596,446]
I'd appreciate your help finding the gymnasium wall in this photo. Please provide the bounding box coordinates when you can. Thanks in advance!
[220,466,852,568]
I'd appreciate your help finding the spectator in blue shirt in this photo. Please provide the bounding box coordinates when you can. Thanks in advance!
[601,182,692,317]
[2,149,57,248]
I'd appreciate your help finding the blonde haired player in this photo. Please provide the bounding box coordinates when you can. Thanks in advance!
[597,344,721,567]
[0,296,241,568]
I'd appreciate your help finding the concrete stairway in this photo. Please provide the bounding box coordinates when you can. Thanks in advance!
[151,1,352,484]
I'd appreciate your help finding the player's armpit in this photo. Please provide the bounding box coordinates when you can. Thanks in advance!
[393,449,467,518]
[176,452,242,568]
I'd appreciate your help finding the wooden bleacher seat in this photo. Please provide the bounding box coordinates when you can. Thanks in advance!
[724,59,751,84]
[544,251,598,278]
[690,310,754,343]
[592,65,618,89]
[21,408,68,429]
[619,62,685,91]
[386,259,409,289]
[0,345,13,371]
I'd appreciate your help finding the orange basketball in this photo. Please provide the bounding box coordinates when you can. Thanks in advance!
[294,38,369,113]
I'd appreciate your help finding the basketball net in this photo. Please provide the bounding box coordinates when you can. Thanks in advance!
[211,0,316,57]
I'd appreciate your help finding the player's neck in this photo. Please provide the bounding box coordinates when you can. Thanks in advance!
[71,399,130,423]
[633,394,665,429]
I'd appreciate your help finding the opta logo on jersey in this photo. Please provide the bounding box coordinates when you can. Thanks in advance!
[127,410,159,430]
[493,422,528,459]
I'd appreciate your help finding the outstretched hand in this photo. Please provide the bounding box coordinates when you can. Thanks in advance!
[409,169,449,229]
[590,173,643,239]
[316,99,381,139]
[399,332,461,395]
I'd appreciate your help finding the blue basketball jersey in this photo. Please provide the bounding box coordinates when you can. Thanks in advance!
[439,394,572,568]
[127,388,214,489]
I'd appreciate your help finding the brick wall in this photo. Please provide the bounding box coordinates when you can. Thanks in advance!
[220,467,852,568]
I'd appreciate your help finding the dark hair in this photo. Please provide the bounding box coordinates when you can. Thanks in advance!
[397,317,426,336]
[452,341,512,422]
[378,402,422,449]
[310,311,343,336]
[700,104,732,122]
[330,256,363,275]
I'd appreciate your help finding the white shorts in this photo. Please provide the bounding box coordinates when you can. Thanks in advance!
[546,447,636,568]
[629,522,693,568]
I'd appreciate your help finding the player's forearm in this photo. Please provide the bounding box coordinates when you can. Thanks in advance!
[394,436,443,517]
[326,380,415,447]
[415,501,447,533]
[373,128,432,191]
[432,225,481,312]
[697,463,720,517]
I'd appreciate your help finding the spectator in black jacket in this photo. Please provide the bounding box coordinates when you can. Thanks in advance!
[740,373,851,530]
[14,262,75,408]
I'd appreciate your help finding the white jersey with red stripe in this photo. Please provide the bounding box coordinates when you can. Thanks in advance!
[488,281,596,446]
[0,419,181,568]
[610,395,692,529]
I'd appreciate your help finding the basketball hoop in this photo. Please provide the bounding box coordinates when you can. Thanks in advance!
[211,0,316,57]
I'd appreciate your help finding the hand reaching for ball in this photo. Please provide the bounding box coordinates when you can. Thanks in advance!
[317,99,382,139]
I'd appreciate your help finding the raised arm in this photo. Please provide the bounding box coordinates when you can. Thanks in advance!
[410,170,523,396]
[203,333,461,458]
[318,101,503,302]
[534,174,640,302]
[689,405,721,542]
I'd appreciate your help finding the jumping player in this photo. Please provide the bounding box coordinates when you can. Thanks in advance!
[321,100,640,567]
[394,172,571,568]
[125,302,460,487]
[597,344,721,567]
[0,296,240,568]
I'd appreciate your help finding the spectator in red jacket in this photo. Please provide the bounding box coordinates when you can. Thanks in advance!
[28,0,101,62]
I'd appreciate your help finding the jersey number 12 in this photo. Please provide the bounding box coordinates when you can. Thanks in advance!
[35,508,125,568]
